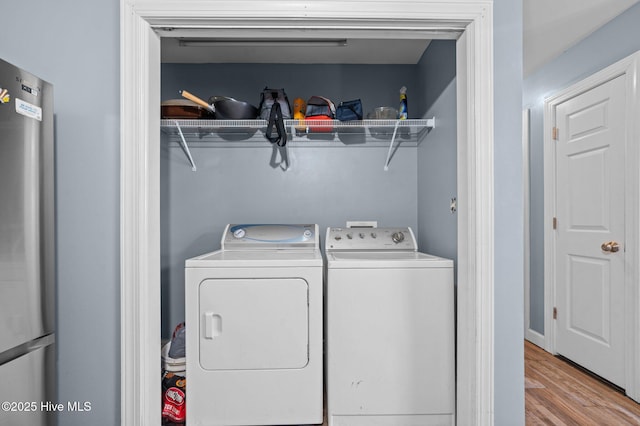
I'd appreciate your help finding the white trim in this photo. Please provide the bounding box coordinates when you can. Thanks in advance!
[543,50,640,402]
[543,94,556,354]
[121,1,495,424]
[120,3,162,424]
[455,15,495,426]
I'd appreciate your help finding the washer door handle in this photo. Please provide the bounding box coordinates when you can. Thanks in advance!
[204,312,222,339]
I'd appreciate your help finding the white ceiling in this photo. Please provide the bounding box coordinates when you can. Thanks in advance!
[161,1,640,70]
[524,0,639,76]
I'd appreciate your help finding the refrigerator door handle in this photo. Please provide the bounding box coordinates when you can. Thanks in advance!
[0,333,55,366]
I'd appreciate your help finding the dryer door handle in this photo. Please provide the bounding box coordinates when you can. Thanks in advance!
[204,312,222,339]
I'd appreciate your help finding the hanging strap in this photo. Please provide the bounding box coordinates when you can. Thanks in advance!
[265,101,287,147]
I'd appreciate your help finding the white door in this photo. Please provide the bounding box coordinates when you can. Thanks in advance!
[554,74,626,388]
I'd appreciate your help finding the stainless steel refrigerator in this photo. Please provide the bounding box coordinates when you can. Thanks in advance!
[0,58,56,426]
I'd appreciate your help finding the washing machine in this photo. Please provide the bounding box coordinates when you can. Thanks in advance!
[324,226,455,426]
[185,224,323,426]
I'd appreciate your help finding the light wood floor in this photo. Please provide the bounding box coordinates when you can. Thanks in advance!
[173,341,640,425]
[525,340,640,425]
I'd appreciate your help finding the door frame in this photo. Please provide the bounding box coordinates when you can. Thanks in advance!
[121,1,495,424]
[543,50,640,401]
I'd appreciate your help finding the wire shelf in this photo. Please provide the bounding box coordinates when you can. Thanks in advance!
[160,118,435,144]
[160,118,436,171]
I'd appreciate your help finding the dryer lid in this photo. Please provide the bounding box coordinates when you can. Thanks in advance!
[185,248,323,267]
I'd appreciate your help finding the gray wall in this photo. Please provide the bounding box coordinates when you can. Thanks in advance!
[416,41,457,262]
[161,63,421,335]
[494,0,525,423]
[0,1,120,425]
[524,2,640,336]
[162,63,417,114]
[0,1,524,425]
[162,145,419,333]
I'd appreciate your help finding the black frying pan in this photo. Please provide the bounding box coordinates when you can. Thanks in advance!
[208,96,259,120]
[180,90,258,119]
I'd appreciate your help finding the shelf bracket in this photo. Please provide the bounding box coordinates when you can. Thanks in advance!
[427,116,435,128]
[382,117,435,170]
[383,121,401,171]
[174,120,197,171]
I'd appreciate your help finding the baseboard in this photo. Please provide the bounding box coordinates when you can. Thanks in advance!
[525,329,545,349]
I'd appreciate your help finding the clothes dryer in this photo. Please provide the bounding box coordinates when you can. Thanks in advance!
[325,226,455,426]
[185,224,323,426]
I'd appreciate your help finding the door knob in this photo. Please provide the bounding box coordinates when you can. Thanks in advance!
[601,241,620,253]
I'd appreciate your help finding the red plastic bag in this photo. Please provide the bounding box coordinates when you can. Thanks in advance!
[162,372,186,424]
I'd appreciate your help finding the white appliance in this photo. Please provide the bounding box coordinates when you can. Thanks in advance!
[325,226,454,426]
[185,224,323,426]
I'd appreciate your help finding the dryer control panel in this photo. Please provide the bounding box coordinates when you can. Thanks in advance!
[222,224,319,250]
[325,227,417,251]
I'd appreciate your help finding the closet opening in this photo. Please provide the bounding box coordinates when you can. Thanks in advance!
[120,3,494,424]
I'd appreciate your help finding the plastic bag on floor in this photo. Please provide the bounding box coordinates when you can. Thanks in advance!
[162,371,186,425]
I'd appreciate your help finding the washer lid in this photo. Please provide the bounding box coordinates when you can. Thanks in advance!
[326,251,453,268]
[222,224,319,250]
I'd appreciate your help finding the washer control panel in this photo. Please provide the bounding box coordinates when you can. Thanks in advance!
[325,227,417,251]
